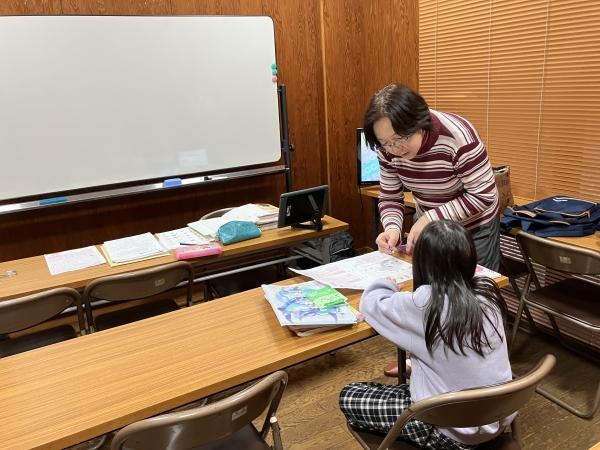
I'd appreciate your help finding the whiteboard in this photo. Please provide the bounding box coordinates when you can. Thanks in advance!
[0,16,281,202]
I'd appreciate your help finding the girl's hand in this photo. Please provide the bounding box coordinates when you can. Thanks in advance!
[406,215,431,254]
[376,229,401,254]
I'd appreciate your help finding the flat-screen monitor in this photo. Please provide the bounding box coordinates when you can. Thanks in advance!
[278,185,328,231]
[357,128,380,185]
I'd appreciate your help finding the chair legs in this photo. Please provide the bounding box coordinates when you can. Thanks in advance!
[510,416,522,447]
[508,277,537,332]
[536,378,600,419]
[508,275,531,357]
[510,276,599,419]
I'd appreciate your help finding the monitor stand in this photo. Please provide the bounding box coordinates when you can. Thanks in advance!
[291,194,323,231]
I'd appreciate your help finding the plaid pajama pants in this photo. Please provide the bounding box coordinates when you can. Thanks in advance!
[339,382,475,450]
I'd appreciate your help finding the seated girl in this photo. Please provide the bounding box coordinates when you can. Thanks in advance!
[339,220,513,449]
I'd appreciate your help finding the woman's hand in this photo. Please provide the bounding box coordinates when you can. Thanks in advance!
[406,215,431,254]
[376,229,401,254]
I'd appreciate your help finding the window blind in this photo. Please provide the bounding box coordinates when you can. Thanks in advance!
[419,0,600,202]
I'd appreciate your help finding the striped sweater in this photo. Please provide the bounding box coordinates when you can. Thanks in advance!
[377,109,499,231]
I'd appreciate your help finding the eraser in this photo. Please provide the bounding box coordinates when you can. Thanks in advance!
[272,76,278,82]
[397,244,408,254]
[39,196,68,206]
[163,178,182,187]
[175,242,223,260]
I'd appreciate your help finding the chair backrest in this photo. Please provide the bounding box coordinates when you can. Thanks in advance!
[110,370,288,450]
[516,231,600,275]
[378,354,556,450]
[200,207,233,220]
[0,287,85,335]
[82,261,194,330]
[83,261,194,303]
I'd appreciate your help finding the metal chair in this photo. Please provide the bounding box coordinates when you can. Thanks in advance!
[500,254,540,338]
[83,261,194,332]
[201,208,233,220]
[110,370,288,450]
[509,231,600,419]
[347,354,556,450]
[0,287,86,357]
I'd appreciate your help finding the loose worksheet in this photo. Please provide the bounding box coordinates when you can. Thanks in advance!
[291,251,413,290]
[44,246,107,275]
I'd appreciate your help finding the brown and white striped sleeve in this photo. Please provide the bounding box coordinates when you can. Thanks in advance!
[377,151,405,232]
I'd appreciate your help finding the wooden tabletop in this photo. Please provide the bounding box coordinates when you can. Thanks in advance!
[0,277,374,450]
[0,255,507,450]
[359,187,600,253]
[0,216,348,301]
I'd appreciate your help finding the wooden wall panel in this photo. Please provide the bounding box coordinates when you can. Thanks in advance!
[321,0,418,248]
[0,1,60,14]
[60,0,171,14]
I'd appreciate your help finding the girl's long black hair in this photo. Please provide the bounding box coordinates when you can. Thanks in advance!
[412,220,508,357]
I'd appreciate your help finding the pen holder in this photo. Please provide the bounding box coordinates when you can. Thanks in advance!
[216,220,261,245]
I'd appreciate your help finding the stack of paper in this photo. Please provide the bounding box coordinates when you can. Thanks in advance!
[262,280,360,336]
[187,217,229,239]
[222,203,279,230]
[188,204,279,239]
[101,232,169,266]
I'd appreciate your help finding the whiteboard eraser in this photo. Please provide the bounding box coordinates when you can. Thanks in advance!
[163,178,182,187]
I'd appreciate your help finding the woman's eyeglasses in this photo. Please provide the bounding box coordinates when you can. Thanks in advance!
[377,135,410,150]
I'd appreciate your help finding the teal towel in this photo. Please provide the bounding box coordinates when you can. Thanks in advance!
[217,220,261,245]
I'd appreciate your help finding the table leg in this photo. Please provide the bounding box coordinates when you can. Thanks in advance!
[398,347,406,384]
[372,198,379,250]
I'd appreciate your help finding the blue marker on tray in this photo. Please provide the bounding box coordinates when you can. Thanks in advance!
[39,196,68,206]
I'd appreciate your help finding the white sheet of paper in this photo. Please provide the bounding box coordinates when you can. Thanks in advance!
[475,264,501,279]
[103,232,168,263]
[156,227,209,250]
[222,203,278,222]
[291,251,413,290]
[44,246,107,275]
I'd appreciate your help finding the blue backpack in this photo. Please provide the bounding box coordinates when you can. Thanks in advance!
[501,196,600,237]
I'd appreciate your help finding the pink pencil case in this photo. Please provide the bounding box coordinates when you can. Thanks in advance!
[175,243,223,260]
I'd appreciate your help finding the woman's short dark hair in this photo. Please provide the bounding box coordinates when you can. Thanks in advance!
[412,220,507,356]
[363,83,433,150]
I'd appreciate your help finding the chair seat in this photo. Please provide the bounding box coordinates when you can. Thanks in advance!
[528,278,600,329]
[349,426,520,450]
[95,299,179,331]
[191,424,270,450]
[211,265,286,297]
[501,257,529,279]
[0,325,77,357]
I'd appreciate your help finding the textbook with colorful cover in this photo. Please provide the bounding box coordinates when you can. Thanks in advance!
[262,280,361,336]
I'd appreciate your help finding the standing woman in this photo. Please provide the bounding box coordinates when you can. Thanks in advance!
[365,83,501,271]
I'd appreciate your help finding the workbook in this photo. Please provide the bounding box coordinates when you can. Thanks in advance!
[101,232,170,266]
[262,280,359,336]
